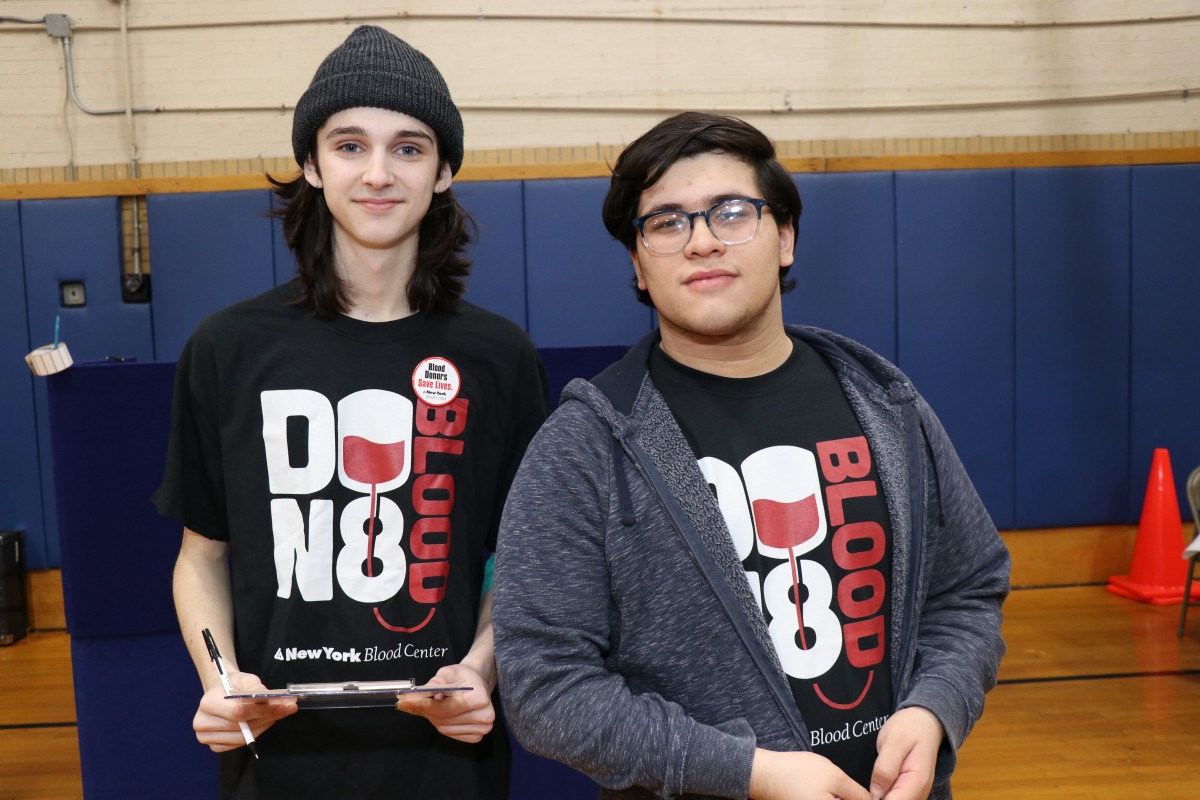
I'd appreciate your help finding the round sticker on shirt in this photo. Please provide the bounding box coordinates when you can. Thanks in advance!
[412,356,462,406]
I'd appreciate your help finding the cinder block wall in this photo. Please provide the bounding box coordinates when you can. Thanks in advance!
[1,0,1198,173]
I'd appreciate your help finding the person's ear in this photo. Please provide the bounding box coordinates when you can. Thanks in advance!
[434,162,453,194]
[302,156,323,189]
[777,218,795,268]
[630,249,648,293]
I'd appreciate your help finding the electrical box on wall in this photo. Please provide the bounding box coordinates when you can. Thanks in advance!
[43,14,71,40]
[60,281,86,307]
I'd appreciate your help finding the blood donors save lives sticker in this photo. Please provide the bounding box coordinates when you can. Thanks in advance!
[412,357,462,406]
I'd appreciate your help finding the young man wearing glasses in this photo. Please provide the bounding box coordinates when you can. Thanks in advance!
[493,112,1009,800]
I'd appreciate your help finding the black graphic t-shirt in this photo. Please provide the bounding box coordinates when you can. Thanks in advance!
[155,282,548,799]
[650,339,893,788]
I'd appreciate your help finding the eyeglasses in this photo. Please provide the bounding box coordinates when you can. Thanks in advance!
[632,198,772,255]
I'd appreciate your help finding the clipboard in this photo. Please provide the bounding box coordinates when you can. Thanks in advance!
[227,680,472,709]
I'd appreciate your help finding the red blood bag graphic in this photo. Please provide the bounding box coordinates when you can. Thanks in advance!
[743,447,827,649]
[337,391,426,630]
[342,436,406,578]
[343,436,406,483]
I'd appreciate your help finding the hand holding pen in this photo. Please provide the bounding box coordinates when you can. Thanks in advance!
[202,628,260,759]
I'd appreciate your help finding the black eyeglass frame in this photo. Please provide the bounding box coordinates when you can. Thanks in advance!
[631,197,772,255]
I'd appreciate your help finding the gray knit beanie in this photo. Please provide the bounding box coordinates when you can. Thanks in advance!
[292,25,464,174]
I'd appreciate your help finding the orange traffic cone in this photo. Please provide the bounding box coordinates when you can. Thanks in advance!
[1108,448,1200,605]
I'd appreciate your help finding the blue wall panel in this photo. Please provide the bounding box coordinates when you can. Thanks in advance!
[788,172,897,362]
[21,197,154,362]
[896,170,1016,529]
[1014,167,1132,527]
[0,202,46,567]
[21,197,154,569]
[1130,164,1200,519]
[148,190,275,361]
[458,180,528,329]
[524,178,654,347]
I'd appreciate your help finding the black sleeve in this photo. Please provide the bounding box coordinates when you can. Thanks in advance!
[152,333,230,541]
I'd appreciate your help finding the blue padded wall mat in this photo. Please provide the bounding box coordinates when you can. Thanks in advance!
[72,633,218,799]
[789,172,898,362]
[148,190,276,361]
[458,180,529,329]
[1130,163,1200,517]
[896,170,1016,530]
[21,196,154,569]
[1014,167,1132,527]
[538,345,630,408]
[524,178,655,348]
[47,361,182,638]
[0,201,47,567]
[508,728,599,800]
[20,197,155,362]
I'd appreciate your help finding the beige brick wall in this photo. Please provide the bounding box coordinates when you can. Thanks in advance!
[2,0,1198,173]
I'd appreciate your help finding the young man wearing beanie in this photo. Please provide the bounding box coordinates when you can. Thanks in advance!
[155,25,547,798]
[493,112,1009,799]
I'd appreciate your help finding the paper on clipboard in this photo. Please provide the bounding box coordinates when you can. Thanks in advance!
[227,679,472,709]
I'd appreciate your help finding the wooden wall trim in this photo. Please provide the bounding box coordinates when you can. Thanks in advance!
[1003,525,1140,589]
[26,569,65,632]
[784,146,1200,173]
[2,174,282,202]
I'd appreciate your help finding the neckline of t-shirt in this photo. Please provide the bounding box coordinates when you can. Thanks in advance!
[649,335,816,399]
[320,308,435,342]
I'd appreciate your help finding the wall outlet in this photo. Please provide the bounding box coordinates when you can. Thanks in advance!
[60,281,86,307]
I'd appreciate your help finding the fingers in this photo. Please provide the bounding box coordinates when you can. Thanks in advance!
[869,726,906,799]
[396,671,495,743]
[193,676,297,753]
[397,662,489,718]
[419,718,494,744]
[398,691,494,725]
[868,749,901,800]
[396,701,496,743]
[749,748,871,800]
[870,707,942,799]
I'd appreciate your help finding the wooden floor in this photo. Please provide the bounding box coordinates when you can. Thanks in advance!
[2,584,1199,798]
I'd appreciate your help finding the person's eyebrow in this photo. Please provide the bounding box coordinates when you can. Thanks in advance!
[324,125,368,139]
[322,127,434,143]
[392,129,435,142]
[641,201,685,216]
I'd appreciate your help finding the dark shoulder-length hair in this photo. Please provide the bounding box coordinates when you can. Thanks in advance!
[601,112,802,307]
[268,170,476,318]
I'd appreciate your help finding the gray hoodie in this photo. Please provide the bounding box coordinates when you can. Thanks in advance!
[494,326,1010,799]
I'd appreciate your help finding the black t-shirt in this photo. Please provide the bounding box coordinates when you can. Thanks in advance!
[650,338,893,788]
[155,282,549,799]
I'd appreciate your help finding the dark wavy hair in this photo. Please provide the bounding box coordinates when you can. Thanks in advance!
[601,112,802,307]
[268,166,475,318]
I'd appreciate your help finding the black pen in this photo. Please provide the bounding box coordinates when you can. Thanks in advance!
[201,628,260,760]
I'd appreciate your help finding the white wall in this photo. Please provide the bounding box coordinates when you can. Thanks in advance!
[2,0,1198,171]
